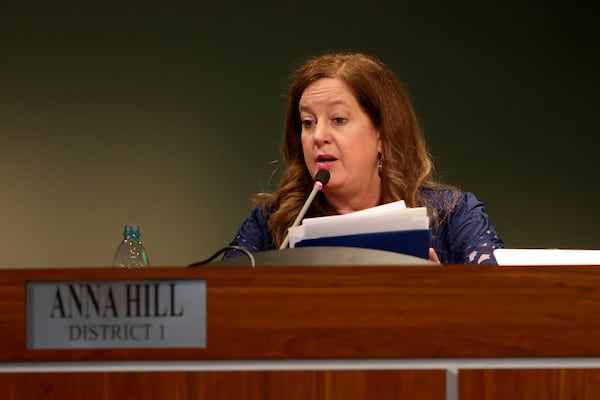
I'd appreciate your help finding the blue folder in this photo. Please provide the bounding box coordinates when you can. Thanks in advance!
[294,229,431,259]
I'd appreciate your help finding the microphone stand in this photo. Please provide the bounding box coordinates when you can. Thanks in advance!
[279,170,330,249]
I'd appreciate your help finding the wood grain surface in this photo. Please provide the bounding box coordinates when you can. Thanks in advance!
[0,370,446,400]
[2,265,600,361]
[459,368,600,400]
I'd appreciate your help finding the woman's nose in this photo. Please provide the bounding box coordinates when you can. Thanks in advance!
[314,122,332,144]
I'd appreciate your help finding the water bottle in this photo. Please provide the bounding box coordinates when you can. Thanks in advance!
[113,225,149,268]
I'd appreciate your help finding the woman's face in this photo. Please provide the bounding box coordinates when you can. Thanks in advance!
[299,77,381,210]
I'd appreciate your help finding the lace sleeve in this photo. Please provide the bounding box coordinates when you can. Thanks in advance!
[446,192,504,265]
[223,205,274,259]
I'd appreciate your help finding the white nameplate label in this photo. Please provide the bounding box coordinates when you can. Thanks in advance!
[27,279,206,349]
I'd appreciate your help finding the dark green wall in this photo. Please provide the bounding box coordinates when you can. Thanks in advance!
[0,4,597,267]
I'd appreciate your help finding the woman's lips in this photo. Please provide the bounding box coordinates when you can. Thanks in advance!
[317,160,336,169]
[316,155,337,169]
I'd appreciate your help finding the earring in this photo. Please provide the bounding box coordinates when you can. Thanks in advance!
[377,152,384,176]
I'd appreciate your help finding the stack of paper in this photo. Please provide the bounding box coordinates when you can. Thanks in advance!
[288,201,431,259]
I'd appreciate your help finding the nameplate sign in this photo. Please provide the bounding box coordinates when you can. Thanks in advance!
[26,279,206,349]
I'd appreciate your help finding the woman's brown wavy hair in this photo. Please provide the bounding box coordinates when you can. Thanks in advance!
[258,52,456,248]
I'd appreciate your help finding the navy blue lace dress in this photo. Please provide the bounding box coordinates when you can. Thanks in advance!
[225,188,504,265]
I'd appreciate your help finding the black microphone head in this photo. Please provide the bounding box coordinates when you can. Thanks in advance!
[314,169,330,187]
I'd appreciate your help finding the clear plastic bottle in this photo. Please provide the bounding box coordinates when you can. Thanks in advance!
[113,225,149,268]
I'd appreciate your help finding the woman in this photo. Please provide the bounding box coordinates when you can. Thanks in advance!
[226,52,504,264]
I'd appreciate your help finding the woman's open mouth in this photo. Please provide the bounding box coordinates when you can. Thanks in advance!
[316,154,337,169]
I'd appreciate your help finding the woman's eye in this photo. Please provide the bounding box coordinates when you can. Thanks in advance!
[333,117,347,125]
[301,119,315,129]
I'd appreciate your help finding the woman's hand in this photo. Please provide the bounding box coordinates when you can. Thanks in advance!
[429,248,441,264]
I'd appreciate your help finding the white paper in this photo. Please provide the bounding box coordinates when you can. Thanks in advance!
[494,248,600,266]
[288,201,429,248]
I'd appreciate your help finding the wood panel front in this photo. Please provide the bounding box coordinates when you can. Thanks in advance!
[459,369,600,400]
[0,370,446,400]
[2,265,600,361]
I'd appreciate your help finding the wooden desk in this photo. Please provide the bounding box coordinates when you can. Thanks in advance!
[2,265,600,399]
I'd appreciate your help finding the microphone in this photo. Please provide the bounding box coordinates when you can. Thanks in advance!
[279,169,330,249]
